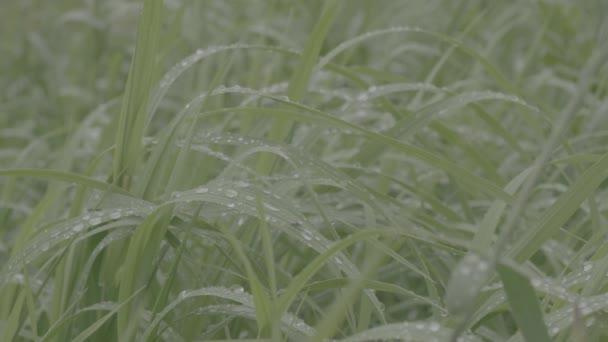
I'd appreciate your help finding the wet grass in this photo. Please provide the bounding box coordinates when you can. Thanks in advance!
[1,0,608,341]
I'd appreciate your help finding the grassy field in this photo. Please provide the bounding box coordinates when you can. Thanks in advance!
[1,0,608,341]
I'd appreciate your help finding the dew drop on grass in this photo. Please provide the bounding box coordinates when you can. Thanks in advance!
[445,252,491,315]
[302,231,313,241]
[236,180,249,187]
[230,285,244,293]
[227,203,235,208]
[264,203,279,212]
[178,290,188,299]
[110,211,121,219]
[12,274,24,284]
[225,189,238,198]
[583,262,593,272]
[429,322,440,332]
[73,223,85,232]
[196,187,209,194]
[89,217,102,226]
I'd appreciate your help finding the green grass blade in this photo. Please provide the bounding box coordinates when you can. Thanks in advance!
[72,287,145,342]
[257,0,341,174]
[112,0,163,190]
[509,151,608,263]
[496,261,551,342]
[117,207,172,341]
[0,168,132,196]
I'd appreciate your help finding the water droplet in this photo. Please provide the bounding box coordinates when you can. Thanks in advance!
[110,211,121,219]
[225,189,238,198]
[227,203,235,208]
[357,94,369,101]
[264,203,279,212]
[12,274,25,283]
[178,290,188,299]
[73,223,85,232]
[445,252,491,315]
[89,217,102,225]
[583,262,593,272]
[230,285,244,293]
[196,187,209,194]
[477,260,489,272]
[429,322,440,332]
[236,181,249,187]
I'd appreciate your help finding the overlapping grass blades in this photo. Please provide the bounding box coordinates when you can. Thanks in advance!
[1,0,608,341]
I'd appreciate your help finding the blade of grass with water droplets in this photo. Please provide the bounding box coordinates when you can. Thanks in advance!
[194,102,511,201]
[509,151,608,263]
[303,278,442,310]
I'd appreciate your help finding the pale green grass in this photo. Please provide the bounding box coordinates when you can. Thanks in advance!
[1,0,608,341]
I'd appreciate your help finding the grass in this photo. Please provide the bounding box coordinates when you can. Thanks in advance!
[1,0,608,341]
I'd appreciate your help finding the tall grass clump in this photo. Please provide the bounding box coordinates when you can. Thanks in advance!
[2,0,608,341]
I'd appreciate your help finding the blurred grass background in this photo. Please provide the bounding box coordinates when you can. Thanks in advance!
[1,0,608,341]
